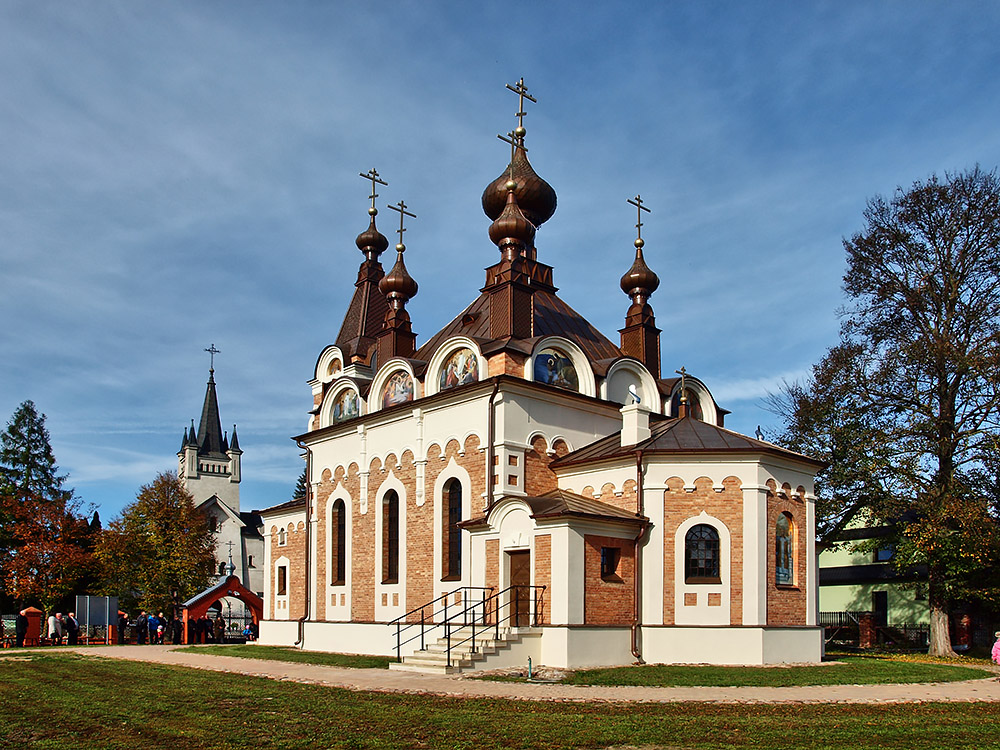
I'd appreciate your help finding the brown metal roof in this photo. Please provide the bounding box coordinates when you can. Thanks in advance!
[551,415,826,469]
[255,497,307,516]
[461,489,646,529]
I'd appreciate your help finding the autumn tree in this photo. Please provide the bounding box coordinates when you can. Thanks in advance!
[776,167,1000,655]
[96,472,215,613]
[0,401,93,612]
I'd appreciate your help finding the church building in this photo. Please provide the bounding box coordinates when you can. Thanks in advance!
[178,359,264,611]
[258,82,824,668]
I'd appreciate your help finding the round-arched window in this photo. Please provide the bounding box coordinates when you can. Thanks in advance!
[671,388,704,420]
[439,348,479,391]
[533,348,579,392]
[381,371,414,409]
[776,513,794,586]
[684,524,720,583]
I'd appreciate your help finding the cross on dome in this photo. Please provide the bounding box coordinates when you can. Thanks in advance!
[388,200,416,252]
[204,344,220,372]
[627,194,651,242]
[505,77,536,141]
[360,168,388,216]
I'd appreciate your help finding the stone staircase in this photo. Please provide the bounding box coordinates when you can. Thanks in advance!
[388,625,538,675]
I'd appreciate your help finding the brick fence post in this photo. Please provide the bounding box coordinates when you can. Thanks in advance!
[859,612,876,649]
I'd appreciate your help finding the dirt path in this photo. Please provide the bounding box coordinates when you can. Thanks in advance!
[54,645,1000,705]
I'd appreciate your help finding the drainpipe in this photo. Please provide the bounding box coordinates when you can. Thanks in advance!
[294,439,313,649]
[485,379,501,513]
[631,449,649,663]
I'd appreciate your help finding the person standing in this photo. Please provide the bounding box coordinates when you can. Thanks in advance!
[116,612,127,645]
[991,630,1000,681]
[134,611,148,645]
[65,612,80,646]
[47,611,63,645]
[213,613,225,643]
[14,609,28,648]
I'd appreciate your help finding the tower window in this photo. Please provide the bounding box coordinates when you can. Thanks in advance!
[600,547,622,581]
[442,480,462,581]
[332,499,346,585]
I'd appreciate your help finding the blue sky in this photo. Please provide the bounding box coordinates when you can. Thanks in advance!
[3,2,1000,521]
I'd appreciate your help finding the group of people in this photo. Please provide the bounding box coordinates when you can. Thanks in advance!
[129,610,185,645]
[46,611,81,645]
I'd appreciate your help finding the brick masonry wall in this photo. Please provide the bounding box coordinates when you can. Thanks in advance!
[487,352,527,377]
[583,534,635,625]
[766,483,808,626]
[524,436,559,496]
[579,479,638,514]
[268,520,307,620]
[661,475,744,626]
[534,534,551,625]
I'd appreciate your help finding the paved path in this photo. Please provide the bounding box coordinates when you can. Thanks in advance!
[52,645,1000,705]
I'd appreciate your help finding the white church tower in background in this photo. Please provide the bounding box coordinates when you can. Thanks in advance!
[178,345,264,607]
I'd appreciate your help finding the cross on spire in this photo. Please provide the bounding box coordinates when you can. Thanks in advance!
[675,367,688,402]
[360,168,388,214]
[505,77,536,136]
[497,130,526,185]
[628,195,651,240]
[388,200,416,250]
[205,344,220,372]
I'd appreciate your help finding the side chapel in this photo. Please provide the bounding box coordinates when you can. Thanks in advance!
[258,81,824,667]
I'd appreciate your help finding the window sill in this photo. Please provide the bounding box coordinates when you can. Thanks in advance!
[685,578,722,585]
[775,583,799,590]
[441,575,461,582]
[331,580,345,587]
[381,579,398,586]
[600,575,624,584]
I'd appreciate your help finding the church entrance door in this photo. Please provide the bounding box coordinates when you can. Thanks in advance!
[508,550,531,627]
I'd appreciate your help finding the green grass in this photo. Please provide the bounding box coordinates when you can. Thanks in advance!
[173,643,392,669]
[0,653,999,749]
[550,654,993,687]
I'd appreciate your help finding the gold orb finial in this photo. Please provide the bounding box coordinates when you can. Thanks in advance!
[396,243,405,253]
[635,237,644,249]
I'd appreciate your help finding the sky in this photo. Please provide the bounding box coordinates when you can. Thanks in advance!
[3,1,1000,521]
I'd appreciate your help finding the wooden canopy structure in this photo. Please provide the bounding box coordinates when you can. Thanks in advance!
[181,575,263,644]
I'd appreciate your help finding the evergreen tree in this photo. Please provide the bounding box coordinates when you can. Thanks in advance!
[293,467,309,501]
[0,400,70,501]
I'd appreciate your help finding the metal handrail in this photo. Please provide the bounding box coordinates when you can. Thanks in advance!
[389,587,493,661]
[391,584,546,667]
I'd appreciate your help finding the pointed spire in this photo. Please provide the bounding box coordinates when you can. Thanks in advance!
[222,430,229,453]
[229,425,241,453]
[188,420,199,447]
[619,195,662,378]
[197,366,227,457]
[180,426,190,452]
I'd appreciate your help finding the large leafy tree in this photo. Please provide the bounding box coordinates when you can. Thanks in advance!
[0,401,92,612]
[96,472,215,613]
[776,167,1000,655]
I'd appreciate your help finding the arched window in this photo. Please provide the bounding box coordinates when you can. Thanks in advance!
[685,524,720,583]
[332,499,346,585]
[442,480,462,580]
[382,491,399,584]
[277,528,287,546]
[776,513,794,585]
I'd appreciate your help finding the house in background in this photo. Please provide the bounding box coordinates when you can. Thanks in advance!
[258,84,825,669]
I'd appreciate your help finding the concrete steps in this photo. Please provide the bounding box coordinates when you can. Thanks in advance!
[389,626,531,675]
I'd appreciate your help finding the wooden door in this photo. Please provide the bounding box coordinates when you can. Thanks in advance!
[508,550,531,627]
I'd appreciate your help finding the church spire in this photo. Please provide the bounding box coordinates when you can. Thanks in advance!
[333,170,392,366]
[376,200,419,362]
[196,350,227,458]
[619,195,662,378]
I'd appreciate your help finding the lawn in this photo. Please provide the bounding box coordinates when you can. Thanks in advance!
[174,644,392,669]
[1,652,999,749]
[553,654,993,687]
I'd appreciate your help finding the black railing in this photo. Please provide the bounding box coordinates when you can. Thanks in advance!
[389,584,546,667]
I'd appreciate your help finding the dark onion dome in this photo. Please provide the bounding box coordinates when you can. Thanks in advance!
[488,183,536,249]
[356,213,389,258]
[482,145,556,228]
[620,238,660,298]
[379,245,418,302]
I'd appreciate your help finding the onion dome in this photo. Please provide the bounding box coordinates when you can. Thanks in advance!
[620,238,660,300]
[489,182,536,251]
[482,143,556,228]
[379,243,418,306]
[355,212,389,260]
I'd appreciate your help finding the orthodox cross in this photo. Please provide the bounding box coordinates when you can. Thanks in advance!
[360,168,387,213]
[505,77,536,134]
[205,344,220,371]
[388,200,416,250]
[628,195,651,240]
[675,367,688,403]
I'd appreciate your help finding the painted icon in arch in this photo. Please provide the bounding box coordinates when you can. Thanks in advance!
[533,348,579,392]
[382,370,414,408]
[331,389,360,424]
[439,348,479,391]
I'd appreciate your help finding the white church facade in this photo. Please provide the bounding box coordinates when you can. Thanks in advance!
[258,84,824,668]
